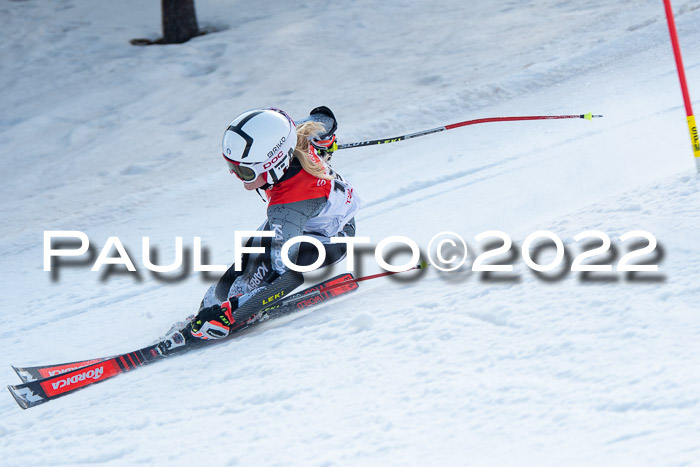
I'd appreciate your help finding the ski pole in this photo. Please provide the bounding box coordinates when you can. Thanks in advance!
[293,261,428,303]
[282,261,428,305]
[260,262,429,314]
[337,113,603,150]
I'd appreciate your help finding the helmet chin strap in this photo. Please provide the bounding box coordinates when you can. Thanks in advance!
[251,172,272,202]
[255,187,269,202]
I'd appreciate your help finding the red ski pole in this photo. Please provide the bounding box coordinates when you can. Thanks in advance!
[315,261,428,296]
[338,113,602,150]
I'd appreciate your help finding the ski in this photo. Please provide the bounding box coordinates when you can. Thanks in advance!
[12,357,112,384]
[8,336,189,410]
[11,273,359,385]
[8,273,358,408]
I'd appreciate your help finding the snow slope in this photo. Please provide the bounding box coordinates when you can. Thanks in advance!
[1,0,700,465]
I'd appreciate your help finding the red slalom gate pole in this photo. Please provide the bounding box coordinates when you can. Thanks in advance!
[338,113,602,150]
[663,0,700,172]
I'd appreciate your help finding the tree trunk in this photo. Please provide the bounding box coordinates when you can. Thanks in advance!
[161,0,199,44]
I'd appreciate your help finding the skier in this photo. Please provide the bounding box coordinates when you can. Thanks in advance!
[190,107,360,340]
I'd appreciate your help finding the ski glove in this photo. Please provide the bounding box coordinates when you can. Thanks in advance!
[310,134,338,158]
[190,298,238,340]
[299,106,339,159]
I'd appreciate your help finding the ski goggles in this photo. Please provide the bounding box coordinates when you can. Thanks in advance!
[222,155,265,182]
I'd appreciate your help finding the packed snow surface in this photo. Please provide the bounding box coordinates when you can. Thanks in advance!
[1,0,700,465]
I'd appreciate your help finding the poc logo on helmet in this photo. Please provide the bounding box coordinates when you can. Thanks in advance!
[263,152,285,170]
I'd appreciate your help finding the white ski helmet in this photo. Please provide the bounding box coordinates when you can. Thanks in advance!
[221,108,296,185]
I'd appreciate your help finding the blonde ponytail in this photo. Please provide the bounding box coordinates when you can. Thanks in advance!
[294,121,334,181]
